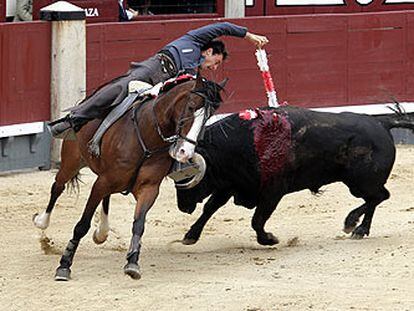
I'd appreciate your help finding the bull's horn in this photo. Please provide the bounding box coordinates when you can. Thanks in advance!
[175,153,206,189]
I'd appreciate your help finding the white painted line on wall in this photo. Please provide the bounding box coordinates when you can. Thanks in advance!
[0,122,44,138]
[207,102,414,126]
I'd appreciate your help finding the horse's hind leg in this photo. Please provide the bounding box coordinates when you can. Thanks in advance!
[182,191,232,245]
[33,140,82,230]
[55,177,109,281]
[93,195,111,244]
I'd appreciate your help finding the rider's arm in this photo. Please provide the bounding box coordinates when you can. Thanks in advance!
[186,22,247,46]
[186,22,269,48]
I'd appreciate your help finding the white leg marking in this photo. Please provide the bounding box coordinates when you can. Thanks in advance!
[173,108,205,163]
[93,208,110,244]
[33,211,51,230]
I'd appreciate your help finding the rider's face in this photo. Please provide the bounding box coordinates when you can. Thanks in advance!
[200,48,223,71]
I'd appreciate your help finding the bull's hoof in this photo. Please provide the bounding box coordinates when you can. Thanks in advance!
[182,238,198,245]
[257,233,279,246]
[351,226,368,240]
[182,231,200,245]
[92,230,108,245]
[343,226,355,234]
[55,267,71,281]
[124,263,141,280]
[343,212,359,234]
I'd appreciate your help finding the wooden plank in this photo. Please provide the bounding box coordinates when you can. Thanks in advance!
[348,28,404,62]
[0,0,5,22]
[287,15,347,33]
[0,23,51,126]
[348,11,404,30]
[348,61,405,104]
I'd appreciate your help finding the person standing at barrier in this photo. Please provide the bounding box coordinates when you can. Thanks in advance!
[13,0,33,21]
[119,0,139,21]
[48,22,269,138]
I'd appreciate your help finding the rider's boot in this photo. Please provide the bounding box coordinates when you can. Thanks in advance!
[48,115,89,139]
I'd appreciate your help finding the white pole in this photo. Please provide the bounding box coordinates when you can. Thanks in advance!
[40,1,86,165]
[225,0,245,18]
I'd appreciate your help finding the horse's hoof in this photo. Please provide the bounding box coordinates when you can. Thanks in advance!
[92,230,108,245]
[55,267,71,281]
[182,238,198,245]
[33,212,49,230]
[124,263,141,280]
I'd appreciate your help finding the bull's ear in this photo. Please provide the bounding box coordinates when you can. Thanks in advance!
[218,78,229,90]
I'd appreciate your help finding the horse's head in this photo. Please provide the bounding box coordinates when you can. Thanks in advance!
[168,74,227,163]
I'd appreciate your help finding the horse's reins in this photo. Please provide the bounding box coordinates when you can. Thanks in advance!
[121,89,213,195]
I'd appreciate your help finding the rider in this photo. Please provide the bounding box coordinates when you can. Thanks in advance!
[49,22,269,138]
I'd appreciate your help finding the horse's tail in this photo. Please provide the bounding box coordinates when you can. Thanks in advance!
[376,102,414,133]
[66,172,83,194]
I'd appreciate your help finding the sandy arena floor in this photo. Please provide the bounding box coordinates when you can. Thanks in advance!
[0,146,413,311]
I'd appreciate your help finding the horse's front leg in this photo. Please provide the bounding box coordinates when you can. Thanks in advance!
[124,183,160,280]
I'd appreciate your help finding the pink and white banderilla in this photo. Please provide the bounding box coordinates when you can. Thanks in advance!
[255,49,279,108]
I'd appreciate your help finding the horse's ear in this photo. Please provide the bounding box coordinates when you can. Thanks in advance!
[194,72,204,88]
[218,78,229,89]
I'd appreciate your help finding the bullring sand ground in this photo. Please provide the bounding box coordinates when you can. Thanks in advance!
[0,146,413,311]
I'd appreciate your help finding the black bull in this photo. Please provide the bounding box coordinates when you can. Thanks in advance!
[176,106,414,245]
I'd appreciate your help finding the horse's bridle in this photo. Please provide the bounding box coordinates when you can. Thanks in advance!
[122,87,217,196]
[152,90,215,147]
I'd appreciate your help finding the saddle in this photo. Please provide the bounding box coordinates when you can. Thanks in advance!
[88,80,154,156]
[88,74,197,157]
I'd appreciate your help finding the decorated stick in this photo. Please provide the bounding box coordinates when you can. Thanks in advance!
[255,49,279,107]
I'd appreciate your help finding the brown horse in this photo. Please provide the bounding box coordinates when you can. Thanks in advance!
[40,75,226,281]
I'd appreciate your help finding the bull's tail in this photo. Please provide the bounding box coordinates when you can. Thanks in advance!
[378,117,414,132]
[376,102,414,133]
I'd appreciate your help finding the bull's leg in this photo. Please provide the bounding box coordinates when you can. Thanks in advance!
[343,203,367,234]
[124,183,160,280]
[55,178,108,281]
[93,196,111,244]
[252,198,281,246]
[182,191,232,245]
[351,187,390,239]
[33,140,82,230]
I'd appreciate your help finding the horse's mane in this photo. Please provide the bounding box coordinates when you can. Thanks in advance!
[194,79,224,109]
[160,76,224,109]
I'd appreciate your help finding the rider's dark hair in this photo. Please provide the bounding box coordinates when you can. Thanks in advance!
[201,40,228,60]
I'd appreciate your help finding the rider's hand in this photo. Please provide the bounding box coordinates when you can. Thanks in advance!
[245,32,269,49]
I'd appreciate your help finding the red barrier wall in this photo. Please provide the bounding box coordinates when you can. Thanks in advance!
[0,22,51,126]
[86,12,414,112]
[0,0,5,22]
[1,12,414,126]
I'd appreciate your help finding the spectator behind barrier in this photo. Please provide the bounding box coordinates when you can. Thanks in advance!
[128,0,153,16]
[13,0,33,21]
[119,0,139,21]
